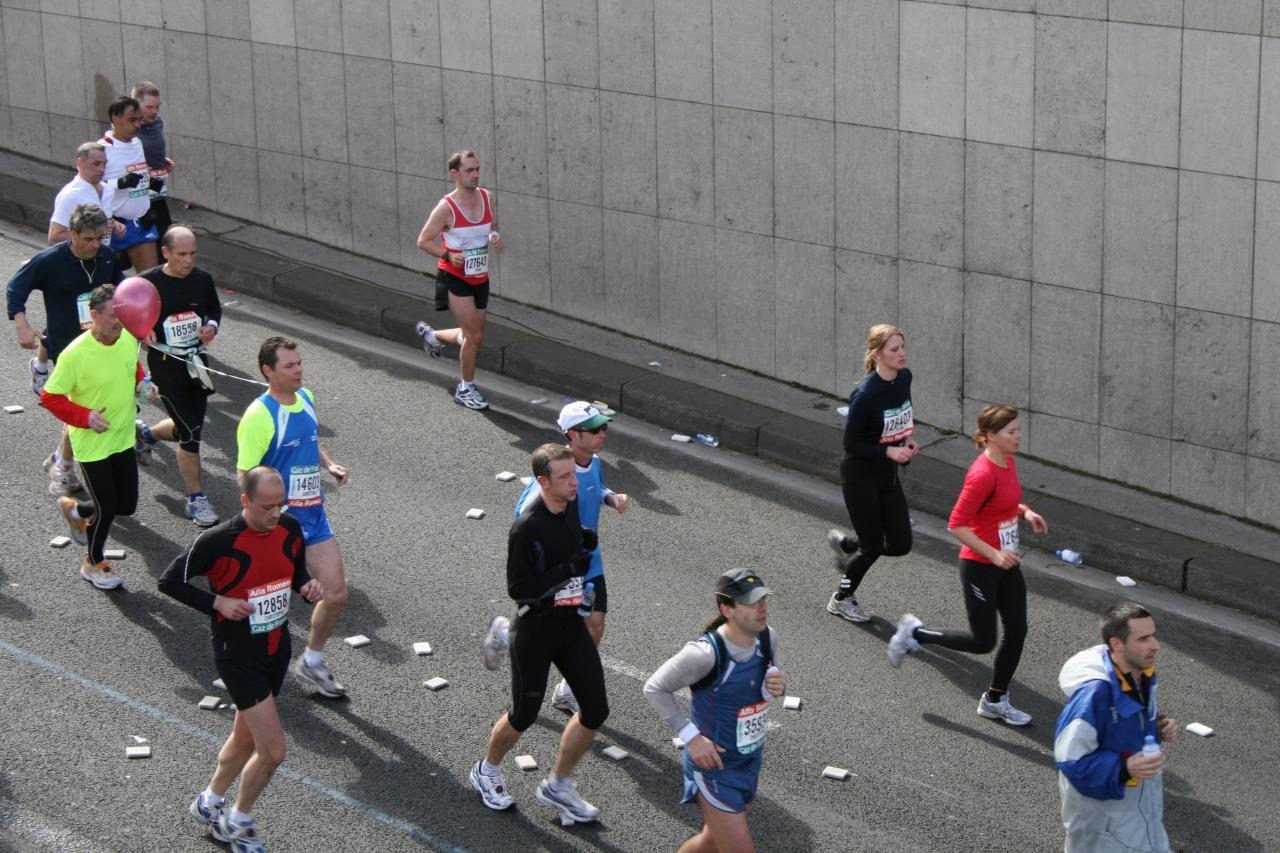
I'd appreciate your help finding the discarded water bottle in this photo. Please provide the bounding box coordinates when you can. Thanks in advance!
[695,433,719,448]
[1057,549,1084,566]
[577,582,595,618]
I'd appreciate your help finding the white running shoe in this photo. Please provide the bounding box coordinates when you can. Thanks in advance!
[212,813,266,853]
[482,615,509,671]
[58,496,89,546]
[535,776,600,826]
[188,791,226,827]
[414,321,443,358]
[186,494,219,527]
[977,692,1032,726]
[46,456,83,496]
[887,613,923,668]
[827,528,857,556]
[80,559,122,590]
[551,680,580,715]
[292,656,347,698]
[454,384,489,410]
[469,761,514,811]
[827,593,870,623]
[30,357,48,397]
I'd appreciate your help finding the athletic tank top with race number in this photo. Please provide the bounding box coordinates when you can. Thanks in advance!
[255,389,323,511]
[437,189,493,285]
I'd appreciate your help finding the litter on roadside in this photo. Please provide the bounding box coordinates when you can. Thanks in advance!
[212,678,226,690]
[836,406,849,417]
[466,508,486,520]
[783,696,802,711]
[602,745,628,761]
[495,471,516,482]
[50,536,71,548]
[515,754,538,771]
[198,696,220,710]
[672,737,684,749]
[104,549,126,560]
[4,405,24,414]
[671,434,692,443]
[344,635,372,648]
[648,361,661,368]
[1186,722,1214,737]
[822,766,850,781]
[413,642,433,656]
[423,677,449,691]
[126,745,152,759]
[520,476,532,486]
[1116,576,1137,587]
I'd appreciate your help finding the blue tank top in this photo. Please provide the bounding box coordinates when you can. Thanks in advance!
[515,455,607,580]
[256,388,323,510]
[688,630,770,782]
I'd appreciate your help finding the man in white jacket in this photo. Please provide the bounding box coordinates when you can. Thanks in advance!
[1054,602,1179,852]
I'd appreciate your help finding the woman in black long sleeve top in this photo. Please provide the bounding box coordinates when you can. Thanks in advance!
[827,324,919,623]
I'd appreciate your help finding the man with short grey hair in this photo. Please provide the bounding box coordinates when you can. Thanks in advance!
[49,142,125,246]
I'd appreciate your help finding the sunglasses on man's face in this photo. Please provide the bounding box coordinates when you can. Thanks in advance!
[575,424,608,435]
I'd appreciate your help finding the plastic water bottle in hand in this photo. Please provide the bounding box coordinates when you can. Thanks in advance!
[577,582,595,618]
[1142,734,1162,776]
[1057,549,1084,566]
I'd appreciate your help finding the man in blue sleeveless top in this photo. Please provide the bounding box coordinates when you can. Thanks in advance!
[644,569,787,852]
[510,401,630,714]
[236,337,351,698]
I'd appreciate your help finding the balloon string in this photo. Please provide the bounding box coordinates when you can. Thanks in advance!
[143,344,269,388]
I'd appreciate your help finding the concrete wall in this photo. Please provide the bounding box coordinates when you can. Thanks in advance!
[2,0,1278,526]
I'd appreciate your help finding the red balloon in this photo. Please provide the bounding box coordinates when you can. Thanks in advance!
[113,276,160,339]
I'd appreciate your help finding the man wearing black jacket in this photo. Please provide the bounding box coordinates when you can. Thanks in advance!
[469,443,609,826]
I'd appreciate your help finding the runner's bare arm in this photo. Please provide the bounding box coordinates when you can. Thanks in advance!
[416,200,454,259]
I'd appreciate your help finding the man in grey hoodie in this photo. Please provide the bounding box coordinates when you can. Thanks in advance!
[1054,602,1179,852]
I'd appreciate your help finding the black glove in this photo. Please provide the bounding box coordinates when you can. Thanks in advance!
[148,176,166,193]
[117,172,143,189]
[581,528,598,552]
[569,551,592,574]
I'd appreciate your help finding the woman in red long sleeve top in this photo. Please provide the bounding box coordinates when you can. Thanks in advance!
[883,404,1049,726]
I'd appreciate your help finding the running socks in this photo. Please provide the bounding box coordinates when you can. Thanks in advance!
[303,648,325,668]
[140,424,156,445]
[200,788,225,807]
[227,807,252,825]
[985,689,1005,703]
[835,578,852,600]
[480,760,502,776]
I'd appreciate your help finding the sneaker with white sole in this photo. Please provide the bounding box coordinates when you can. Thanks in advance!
[977,692,1032,726]
[292,656,347,698]
[188,791,226,828]
[827,592,870,623]
[414,321,443,358]
[469,761,514,811]
[454,384,489,410]
[134,419,153,466]
[887,613,923,668]
[80,558,122,590]
[57,496,89,546]
[212,813,266,853]
[482,615,509,671]
[535,776,600,826]
[551,679,580,715]
[185,494,219,527]
[30,357,48,397]
[46,456,83,496]
[827,528,857,557]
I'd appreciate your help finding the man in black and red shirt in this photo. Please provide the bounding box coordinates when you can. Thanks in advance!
[159,466,322,853]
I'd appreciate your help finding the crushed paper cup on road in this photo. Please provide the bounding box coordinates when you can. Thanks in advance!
[671,434,693,443]
[520,476,532,486]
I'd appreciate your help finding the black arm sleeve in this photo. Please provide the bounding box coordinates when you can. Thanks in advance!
[158,529,221,615]
[842,383,889,459]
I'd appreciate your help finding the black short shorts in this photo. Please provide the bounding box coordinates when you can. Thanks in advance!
[215,647,291,711]
[586,574,608,614]
[147,351,210,452]
[434,267,489,312]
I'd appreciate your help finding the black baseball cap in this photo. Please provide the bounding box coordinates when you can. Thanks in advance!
[716,568,771,605]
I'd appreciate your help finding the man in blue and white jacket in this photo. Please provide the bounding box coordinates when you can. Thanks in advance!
[1054,602,1179,853]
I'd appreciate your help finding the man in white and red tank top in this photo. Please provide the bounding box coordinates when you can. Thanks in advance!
[413,150,504,410]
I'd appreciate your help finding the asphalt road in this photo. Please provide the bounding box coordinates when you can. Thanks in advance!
[1,225,1277,853]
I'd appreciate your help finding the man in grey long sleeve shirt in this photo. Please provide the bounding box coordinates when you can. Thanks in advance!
[643,568,786,853]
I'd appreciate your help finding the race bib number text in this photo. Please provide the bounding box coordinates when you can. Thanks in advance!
[247,578,291,634]
[288,464,322,508]
[553,576,585,607]
[880,401,914,443]
[162,311,200,348]
[462,246,489,277]
[736,700,769,754]
[126,162,150,198]
[998,517,1020,552]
